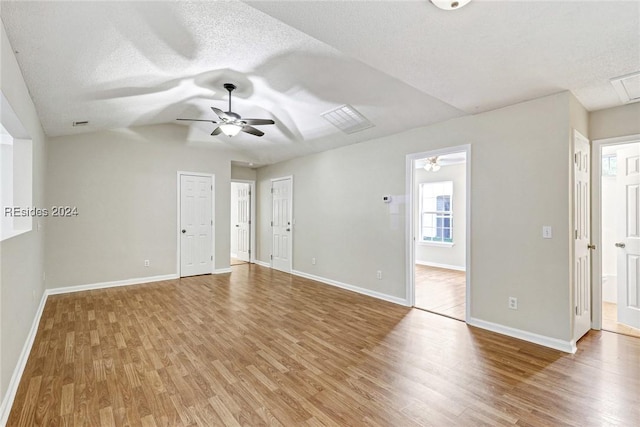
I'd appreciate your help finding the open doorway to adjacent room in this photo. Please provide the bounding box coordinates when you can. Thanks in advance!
[408,147,469,321]
[230,180,255,266]
[599,141,640,338]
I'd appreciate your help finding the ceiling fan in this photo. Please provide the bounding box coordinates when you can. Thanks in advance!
[177,83,275,137]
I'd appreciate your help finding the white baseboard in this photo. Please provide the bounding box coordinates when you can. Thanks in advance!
[0,290,49,425]
[291,270,409,307]
[47,273,179,295]
[0,273,181,423]
[254,260,271,268]
[214,268,232,274]
[467,317,576,354]
[415,260,465,272]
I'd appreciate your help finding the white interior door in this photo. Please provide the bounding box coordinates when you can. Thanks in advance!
[272,177,292,272]
[574,131,592,341]
[234,182,251,262]
[180,174,213,277]
[616,146,640,329]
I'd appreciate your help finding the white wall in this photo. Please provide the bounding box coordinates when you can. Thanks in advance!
[257,91,577,342]
[231,165,257,181]
[0,22,48,401]
[414,162,466,270]
[45,125,253,288]
[590,103,640,141]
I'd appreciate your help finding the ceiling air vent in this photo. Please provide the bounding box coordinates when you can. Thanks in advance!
[321,104,373,134]
[72,121,89,127]
[611,71,640,104]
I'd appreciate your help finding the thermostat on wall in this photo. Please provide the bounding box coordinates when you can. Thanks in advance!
[383,195,392,203]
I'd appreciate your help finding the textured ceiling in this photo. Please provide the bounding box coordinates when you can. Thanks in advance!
[1,1,638,165]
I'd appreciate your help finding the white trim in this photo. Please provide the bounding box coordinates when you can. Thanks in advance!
[0,290,48,425]
[177,172,216,277]
[415,260,466,272]
[214,268,232,274]
[270,175,294,273]
[291,270,409,306]
[47,274,179,295]
[254,260,271,268]
[406,144,471,322]
[591,134,640,331]
[417,241,455,248]
[230,179,256,264]
[467,317,576,354]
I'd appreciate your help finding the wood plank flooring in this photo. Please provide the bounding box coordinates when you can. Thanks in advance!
[415,265,466,321]
[8,264,640,426]
[603,301,640,338]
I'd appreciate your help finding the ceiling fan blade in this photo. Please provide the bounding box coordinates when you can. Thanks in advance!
[211,107,230,120]
[176,118,217,123]
[241,125,264,137]
[242,118,275,126]
[211,127,222,136]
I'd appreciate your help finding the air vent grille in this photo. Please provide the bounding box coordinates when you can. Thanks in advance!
[321,104,373,134]
[611,71,640,104]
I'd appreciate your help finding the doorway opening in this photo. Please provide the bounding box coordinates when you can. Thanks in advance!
[407,146,470,321]
[230,180,255,267]
[599,140,640,338]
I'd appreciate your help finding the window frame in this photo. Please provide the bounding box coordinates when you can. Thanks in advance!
[418,181,454,246]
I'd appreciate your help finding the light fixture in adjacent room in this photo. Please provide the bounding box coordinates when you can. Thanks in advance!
[219,123,243,137]
[423,156,441,172]
[430,0,471,11]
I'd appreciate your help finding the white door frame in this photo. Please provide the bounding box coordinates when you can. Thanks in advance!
[271,175,293,271]
[231,179,256,263]
[591,134,640,330]
[176,171,215,277]
[406,144,471,317]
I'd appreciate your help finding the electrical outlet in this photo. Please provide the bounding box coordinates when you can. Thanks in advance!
[311,257,316,265]
[508,297,518,310]
[144,259,150,267]
[376,270,382,280]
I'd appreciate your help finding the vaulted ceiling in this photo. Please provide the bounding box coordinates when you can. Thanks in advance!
[1,1,638,164]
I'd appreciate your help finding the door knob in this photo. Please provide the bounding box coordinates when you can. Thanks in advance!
[588,244,597,250]
[235,224,240,227]
[181,229,186,234]
[286,228,291,232]
[615,242,626,248]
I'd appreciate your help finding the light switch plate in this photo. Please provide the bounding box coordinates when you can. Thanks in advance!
[542,226,552,239]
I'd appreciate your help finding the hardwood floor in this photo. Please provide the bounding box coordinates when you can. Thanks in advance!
[415,265,465,321]
[603,301,640,338]
[8,264,640,426]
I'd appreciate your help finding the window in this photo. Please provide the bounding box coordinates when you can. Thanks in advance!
[602,154,617,176]
[1,92,33,241]
[419,181,453,243]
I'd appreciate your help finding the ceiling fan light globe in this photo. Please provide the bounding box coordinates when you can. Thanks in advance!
[430,0,471,10]
[432,164,441,172]
[424,163,433,171]
[219,123,242,137]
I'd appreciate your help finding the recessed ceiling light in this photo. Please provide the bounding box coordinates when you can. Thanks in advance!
[321,104,374,134]
[430,0,471,10]
[611,71,640,104]
[72,121,89,127]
